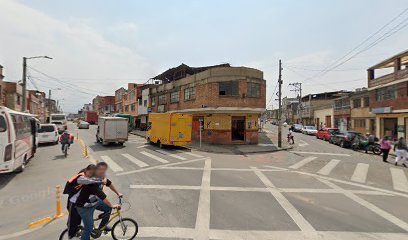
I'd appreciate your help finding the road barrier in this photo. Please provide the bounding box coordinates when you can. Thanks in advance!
[28,185,65,229]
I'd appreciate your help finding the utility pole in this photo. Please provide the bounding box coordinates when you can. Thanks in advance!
[289,82,302,123]
[278,60,283,148]
[22,57,27,112]
[48,89,52,121]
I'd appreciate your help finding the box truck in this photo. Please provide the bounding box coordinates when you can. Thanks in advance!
[96,117,128,145]
[147,113,192,148]
[85,111,98,124]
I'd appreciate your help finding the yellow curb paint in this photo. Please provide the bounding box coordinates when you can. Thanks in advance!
[28,217,52,229]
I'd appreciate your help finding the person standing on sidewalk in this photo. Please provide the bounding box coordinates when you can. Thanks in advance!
[379,136,392,162]
[394,137,407,167]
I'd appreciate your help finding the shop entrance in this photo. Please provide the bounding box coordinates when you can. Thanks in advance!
[232,117,245,141]
[383,118,398,139]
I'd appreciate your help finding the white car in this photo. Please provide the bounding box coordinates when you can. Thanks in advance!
[38,124,59,144]
[302,126,318,135]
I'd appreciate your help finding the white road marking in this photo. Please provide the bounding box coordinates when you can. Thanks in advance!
[289,156,317,169]
[155,149,187,160]
[298,139,309,147]
[318,178,408,231]
[121,153,149,168]
[390,168,408,192]
[351,163,369,183]
[317,159,341,175]
[176,150,204,158]
[194,158,211,240]
[136,145,147,148]
[100,156,124,172]
[290,151,351,157]
[252,167,316,234]
[161,167,285,172]
[140,151,169,163]
[130,185,200,190]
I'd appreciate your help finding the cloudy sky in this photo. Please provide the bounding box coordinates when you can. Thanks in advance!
[0,0,407,112]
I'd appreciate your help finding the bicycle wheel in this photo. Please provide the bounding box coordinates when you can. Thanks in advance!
[111,218,138,240]
[59,226,83,240]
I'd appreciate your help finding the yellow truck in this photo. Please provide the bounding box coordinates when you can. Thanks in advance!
[147,113,192,148]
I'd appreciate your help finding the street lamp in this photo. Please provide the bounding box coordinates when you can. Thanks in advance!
[22,55,53,112]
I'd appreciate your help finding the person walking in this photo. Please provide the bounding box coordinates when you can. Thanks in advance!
[394,137,408,167]
[379,136,392,162]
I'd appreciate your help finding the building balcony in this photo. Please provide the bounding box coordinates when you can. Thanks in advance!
[368,68,408,88]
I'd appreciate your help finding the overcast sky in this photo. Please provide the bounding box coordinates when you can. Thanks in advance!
[0,0,407,113]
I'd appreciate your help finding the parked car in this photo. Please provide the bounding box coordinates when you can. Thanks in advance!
[302,126,318,135]
[316,128,339,141]
[37,124,59,144]
[292,124,303,132]
[329,131,362,148]
[78,121,90,129]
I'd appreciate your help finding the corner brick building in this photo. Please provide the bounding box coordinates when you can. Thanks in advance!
[149,64,266,144]
[367,50,408,139]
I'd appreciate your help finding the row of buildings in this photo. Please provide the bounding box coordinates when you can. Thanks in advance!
[82,63,267,144]
[0,65,59,122]
[271,50,408,140]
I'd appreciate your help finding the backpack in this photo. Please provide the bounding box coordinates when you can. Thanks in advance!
[63,172,85,195]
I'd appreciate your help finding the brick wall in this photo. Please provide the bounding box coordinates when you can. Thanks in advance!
[369,82,408,110]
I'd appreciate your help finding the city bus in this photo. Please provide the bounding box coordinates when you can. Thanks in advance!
[50,113,67,133]
[0,107,38,173]
[113,113,134,132]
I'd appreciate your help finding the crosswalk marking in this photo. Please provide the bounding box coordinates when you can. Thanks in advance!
[154,149,187,160]
[100,156,124,172]
[121,153,149,168]
[317,159,340,175]
[176,150,204,158]
[351,163,369,183]
[289,156,317,169]
[390,168,408,192]
[140,151,169,163]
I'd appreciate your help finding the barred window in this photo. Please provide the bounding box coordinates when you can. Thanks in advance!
[184,87,196,101]
[158,94,166,105]
[219,81,239,96]
[171,91,180,103]
[354,119,366,128]
[352,99,361,108]
[247,82,260,97]
[376,86,397,101]
[151,97,156,107]
[363,97,369,107]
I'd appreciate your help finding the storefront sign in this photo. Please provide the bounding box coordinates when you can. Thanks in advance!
[372,107,392,114]
[397,125,405,133]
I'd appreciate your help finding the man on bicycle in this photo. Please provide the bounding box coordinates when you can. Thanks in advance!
[60,130,74,153]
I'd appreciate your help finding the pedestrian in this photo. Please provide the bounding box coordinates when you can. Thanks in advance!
[379,136,392,162]
[394,137,408,167]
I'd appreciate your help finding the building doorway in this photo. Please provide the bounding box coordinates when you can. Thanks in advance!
[383,118,398,139]
[325,115,331,128]
[232,117,245,141]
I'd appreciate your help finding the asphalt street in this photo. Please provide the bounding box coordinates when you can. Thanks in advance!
[0,122,408,240]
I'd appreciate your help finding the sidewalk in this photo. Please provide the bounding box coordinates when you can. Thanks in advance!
[130,129,291,154]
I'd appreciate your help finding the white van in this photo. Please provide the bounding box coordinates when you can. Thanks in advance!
[0,107,37,173]
[50,113,67,133]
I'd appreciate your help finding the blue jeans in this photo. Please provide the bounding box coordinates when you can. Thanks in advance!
[76,206,95,240]
[95,199,112,229]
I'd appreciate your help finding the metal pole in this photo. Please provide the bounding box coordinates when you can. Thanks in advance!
[278,60,283,148]
[22,57,27,112]
[48,89,51,122]
[199,120,202,148]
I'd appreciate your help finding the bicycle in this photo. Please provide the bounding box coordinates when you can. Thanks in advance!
[59,197,138,240]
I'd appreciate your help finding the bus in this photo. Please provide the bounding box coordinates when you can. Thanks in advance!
[50,113,67,134]
[113,113,134,132]
[0,107,38,173]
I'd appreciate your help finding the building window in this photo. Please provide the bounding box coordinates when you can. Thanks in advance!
[130,92,135,100]
[143,100,147,107]
[354,119,366,128]
[151,97,156,107]
[170,91,180,103]
[363,97,369,107]
[184,87,196,101]
[219,81,239,96]
[131,104,135,111]
[376,85,397,101]
[17,95,21,105]
[247,82,260,97]
[125,105,129,112]
[158,94,166,105]
[138,99,142,106]
[352,99,361,108]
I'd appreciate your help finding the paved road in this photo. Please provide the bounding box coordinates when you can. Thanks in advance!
[1,122,408,239]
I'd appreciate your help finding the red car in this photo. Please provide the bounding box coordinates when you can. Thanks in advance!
[316,128,339,141]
